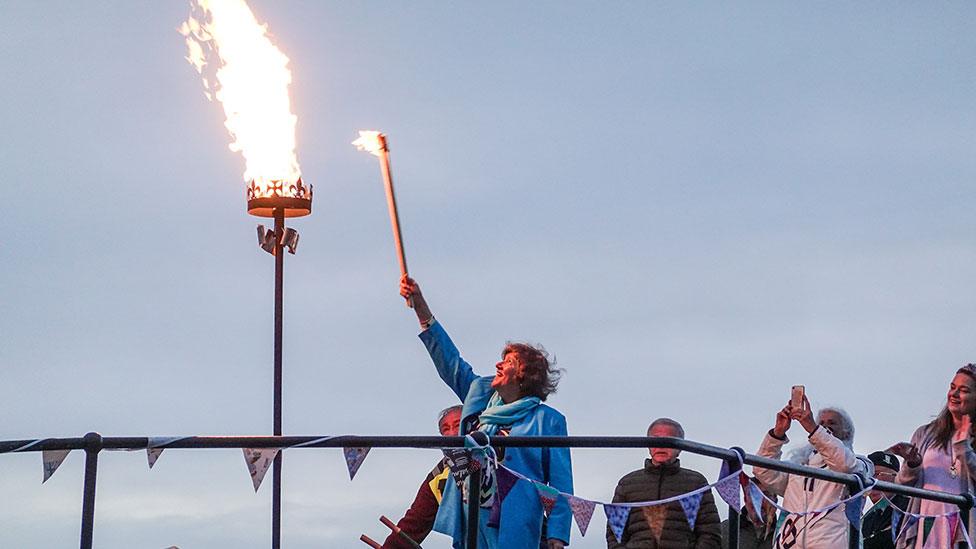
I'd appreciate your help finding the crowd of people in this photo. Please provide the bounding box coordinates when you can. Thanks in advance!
[378,275,975,549]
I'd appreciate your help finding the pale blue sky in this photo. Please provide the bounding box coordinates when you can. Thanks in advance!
[1,2,974,547]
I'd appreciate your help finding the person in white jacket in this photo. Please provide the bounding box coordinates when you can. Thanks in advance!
[754,394,873,549]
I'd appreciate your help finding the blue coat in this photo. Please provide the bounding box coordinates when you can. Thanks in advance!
[420,320,574,548]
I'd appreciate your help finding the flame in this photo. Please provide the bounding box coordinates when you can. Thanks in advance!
[180,0,301,193]
[352,131,385,157]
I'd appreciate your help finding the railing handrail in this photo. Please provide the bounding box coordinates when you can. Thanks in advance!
[1,433,969,507]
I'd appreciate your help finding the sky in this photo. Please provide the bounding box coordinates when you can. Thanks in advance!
[1,1,974,547]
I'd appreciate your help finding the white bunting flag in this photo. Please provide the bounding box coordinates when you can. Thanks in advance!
[242,448,279,492]
[42,449,71,483]
[343,447,370,480]
[146,437,187,469]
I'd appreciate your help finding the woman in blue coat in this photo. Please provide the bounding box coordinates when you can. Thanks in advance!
[399,275,574,549]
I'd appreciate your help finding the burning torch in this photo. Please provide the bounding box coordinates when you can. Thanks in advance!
[353,131,412,307]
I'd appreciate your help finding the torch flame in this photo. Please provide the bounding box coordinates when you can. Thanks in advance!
[180,0,301,192]
[352,131,385,157]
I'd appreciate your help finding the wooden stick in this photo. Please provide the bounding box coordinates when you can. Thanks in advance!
[376,134,413,308]
[380,515,423,548]
[359,534,382,548]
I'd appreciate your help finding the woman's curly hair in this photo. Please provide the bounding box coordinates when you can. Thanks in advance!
[503,342,562,401]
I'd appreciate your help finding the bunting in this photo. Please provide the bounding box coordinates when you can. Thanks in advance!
[42,449,70,483]
[715,473,741,510]
[901,516,919,545]
[605,504,630,543]
[891,506,903,544]
[488,466,520,527]
[679,492,703,531]
[641,504,668,542]
[745,481,764,523]
[146,437,188,469]
[242,448,278,492]
[343,447,370,480]
[536,483,560,516]
[844,494,864,530]
[921,516,935,546]
[567,495,597,536]
[948,513,959,544]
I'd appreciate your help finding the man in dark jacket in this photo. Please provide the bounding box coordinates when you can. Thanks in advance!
[607,418,722,548]
[862,451,908,549]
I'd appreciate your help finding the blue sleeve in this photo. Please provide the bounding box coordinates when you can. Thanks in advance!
[545,413,574,544]
[418,321,480,403]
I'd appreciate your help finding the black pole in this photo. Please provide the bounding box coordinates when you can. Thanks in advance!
[958,493,973,549]
[466,468,482,549]
[272,208,284,549]
[725,448,743,549]
[79,432,102,549]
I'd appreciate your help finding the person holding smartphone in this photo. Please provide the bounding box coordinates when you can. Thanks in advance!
[753,389,872,549]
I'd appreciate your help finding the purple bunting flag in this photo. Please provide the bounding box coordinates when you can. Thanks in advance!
[604,504,630,543]
[715,473,741,510]
[901,515,919,545]
[679,492,703,531]
[488,467,520,527]
[567,495,597,536]
[844,494,864,530]
[948,513,960,544]
[343,447,370,480]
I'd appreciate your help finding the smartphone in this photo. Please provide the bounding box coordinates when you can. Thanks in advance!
[791,385,805,410]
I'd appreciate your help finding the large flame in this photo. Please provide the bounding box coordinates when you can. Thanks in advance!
[180,0,301,192]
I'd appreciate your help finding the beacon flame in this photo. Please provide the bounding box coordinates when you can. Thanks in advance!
[180,0,302,198]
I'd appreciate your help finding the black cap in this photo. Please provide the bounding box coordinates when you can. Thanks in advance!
[868,451,900,473]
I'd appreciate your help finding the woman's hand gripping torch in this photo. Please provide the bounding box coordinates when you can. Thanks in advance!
[353,131,412,307]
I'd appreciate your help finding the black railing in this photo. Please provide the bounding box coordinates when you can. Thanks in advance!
[1,433,970,549]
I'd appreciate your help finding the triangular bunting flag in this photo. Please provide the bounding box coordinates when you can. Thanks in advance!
[489,467,520,527]
[604,504,629,543]
[921,516,935,546]
[242,448,278,492]
[715,473,740,510]
[679,492,703,531]
[567,495,597,536]
[890,506,903,544]
[900,516,919,545]
[147,448,164,469]
[343,447,370,480]
[948,513,960,544]
[536,483,560,516]
[42,449,70,483]
[844,494,864,530]
[641,505,668,542]
[146,437,186,469]
[746,482,764,523]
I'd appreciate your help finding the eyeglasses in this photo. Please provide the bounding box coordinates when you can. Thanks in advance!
[874,471,896,480]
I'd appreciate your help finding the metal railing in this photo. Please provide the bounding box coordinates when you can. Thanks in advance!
[1,433,971,548]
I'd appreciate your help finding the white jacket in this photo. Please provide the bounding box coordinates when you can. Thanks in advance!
[754,426,873,549]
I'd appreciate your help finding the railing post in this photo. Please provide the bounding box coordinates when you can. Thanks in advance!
[79,432,102,549]
[958,492,974,549]
[725,447,744,549]
[847,474,866,549]
[466,467,482,549]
